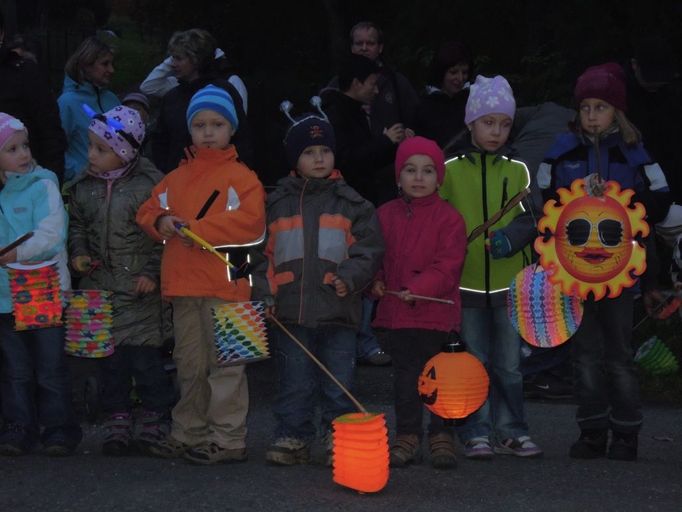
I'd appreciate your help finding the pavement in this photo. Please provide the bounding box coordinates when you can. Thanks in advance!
[1,358,681,512]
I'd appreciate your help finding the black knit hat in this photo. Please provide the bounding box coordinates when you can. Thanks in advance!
[281,97,336,168]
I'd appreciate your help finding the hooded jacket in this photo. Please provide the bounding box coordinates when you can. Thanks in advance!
[58,75,120,182]
[0,165,69,313]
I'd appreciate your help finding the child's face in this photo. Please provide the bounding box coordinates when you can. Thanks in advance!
[442,63,470,97]
[579,98,616,135]
[0,131,32,174]
[88,131,124,174]
[469,114,513,153]
[296,145,335,179]
[190,110,233,149]
[399,154,438,199]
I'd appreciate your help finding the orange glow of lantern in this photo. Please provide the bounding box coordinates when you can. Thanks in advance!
[418,337,489,419]
[332,412,389,493]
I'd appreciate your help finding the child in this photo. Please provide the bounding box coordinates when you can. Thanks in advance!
[439,75,543,459]
[538,63,671,461]
[0,113,81,456]
[68,105,175,456]
[136,85,266,464]
[255,103,384,466]
[371,136,466,469]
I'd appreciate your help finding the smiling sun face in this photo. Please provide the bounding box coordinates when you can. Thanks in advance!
[535,179,649,300]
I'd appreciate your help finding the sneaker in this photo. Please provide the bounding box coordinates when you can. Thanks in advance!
[569,429,608,459]
[360,350,392,366]
[266,437,311,466]
[429,432,457,469]
[463,437,494,460]
[135,411,169,455]
[147,434,190,459]
[43,433,78,457]
[184,442,247,465]
[0,423,32,456]
[494,436,543,458]
[523,374,573,400]
[102,412,133,456]
[607,432,637,461]
[389,434,422,467]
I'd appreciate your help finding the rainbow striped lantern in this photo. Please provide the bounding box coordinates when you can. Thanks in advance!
[63,290,114,358]
[332,412,389,493]
[507,265,583,348]
[634,336,679,376]
[212,301,269,366]
[7,261,63,331]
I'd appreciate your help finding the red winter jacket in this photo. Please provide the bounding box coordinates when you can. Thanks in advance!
[372,192,466,333]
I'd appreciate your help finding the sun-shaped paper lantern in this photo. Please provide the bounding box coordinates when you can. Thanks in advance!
[418,338,489,420]
[535,178,649,300]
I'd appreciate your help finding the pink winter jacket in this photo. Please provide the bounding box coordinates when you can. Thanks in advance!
[372,192,467,332]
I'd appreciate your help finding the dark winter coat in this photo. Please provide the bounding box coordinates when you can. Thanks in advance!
[413,87,469,151]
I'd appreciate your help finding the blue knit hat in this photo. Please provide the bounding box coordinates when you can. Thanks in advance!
[186,85,239,132]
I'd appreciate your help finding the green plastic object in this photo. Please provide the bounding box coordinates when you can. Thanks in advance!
[634,336,679,376]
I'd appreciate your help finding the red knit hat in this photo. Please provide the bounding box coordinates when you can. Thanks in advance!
[574,62,627,111]
[394,136,445,185]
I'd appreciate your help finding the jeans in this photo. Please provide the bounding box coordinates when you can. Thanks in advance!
[457,306,528,443]
[521,341,572,377]
[272,323,356,441]
[356,297,382,360]
[99,345,175,414]
[386,328,449,437]
[0,314,81,445]
[572,292,642,433]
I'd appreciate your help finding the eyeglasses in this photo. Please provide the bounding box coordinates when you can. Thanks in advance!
[565,219,623,247]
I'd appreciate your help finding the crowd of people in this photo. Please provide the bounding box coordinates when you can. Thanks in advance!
[0,11,680,470]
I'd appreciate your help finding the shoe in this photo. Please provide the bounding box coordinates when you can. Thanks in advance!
[43,433,78,457]
[359,350,392,366]
[429,432,457,469]
[569,429,608,459]
[183,442,247,465]
[463,437,494,460]
[608,431,638,461]
[523,374,573,400]
[0,423,32,456]
[135,410,169,455]
[147,435,190,459]
[266,437,311,466]
[494,436,543,458]
[389,434,422,467]
[102,412,133,456]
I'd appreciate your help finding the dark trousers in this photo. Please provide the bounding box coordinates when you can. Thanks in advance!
[99,345,175,414]
[572,292,642,434]
[0,314,81,444]
[386,328,449,437]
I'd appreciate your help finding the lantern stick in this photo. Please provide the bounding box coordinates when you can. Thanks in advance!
[467,189,530,244]
[0,232,34,257]
[174,224,235,268]
[384,289,455,305]
[270,315,368,414]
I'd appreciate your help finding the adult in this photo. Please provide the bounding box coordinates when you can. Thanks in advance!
[413,41,472,152]
[0,9,66,183]
[58,36,120,183]
[150,29,251,174]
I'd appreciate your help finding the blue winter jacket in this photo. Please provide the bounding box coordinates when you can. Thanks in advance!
[0,165,70,313]
[58,76,120,182]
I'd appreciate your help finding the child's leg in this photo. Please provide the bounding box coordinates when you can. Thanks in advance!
[388,329,426,437]
[98,346,134,414]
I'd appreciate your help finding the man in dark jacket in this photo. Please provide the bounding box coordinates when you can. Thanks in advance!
[0,10,66,183]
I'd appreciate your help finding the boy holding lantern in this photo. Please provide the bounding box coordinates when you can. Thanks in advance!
[253,101,384,466]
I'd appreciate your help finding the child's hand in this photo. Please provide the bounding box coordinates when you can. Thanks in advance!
[134,275,157,295]
[371,280,386,297]
[332,275,349,297]
[71,255,92,273]
[0,248,17,266]
[156,215,186,240]
[487,230,512,259]
[383,123,406,144]
[265,305,276,319]
[397,288,415,303]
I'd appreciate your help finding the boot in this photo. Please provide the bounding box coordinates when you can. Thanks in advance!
[608,431,638,461]
[569,429,608,459]
[389,434,422,468]
[429,432,457,469]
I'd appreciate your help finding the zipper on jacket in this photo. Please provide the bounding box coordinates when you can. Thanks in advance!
[297,179,309,325]
[500,177,508,209]
[481,154,491,307]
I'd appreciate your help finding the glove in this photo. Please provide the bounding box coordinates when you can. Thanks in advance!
[71,255,92,273]
[489,231,512,259]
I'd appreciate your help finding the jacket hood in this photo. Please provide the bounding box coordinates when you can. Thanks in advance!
[268,170,364,207]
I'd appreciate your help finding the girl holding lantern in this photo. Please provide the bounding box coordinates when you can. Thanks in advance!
[537,63,671,461]
[372,136,467,469]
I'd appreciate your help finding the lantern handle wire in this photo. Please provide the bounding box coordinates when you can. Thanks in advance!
[270,315,368,414]
[467,189,529,244]
[384,290,455,305]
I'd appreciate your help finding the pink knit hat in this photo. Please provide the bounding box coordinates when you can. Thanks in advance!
[0,113,27,151]
[465,75,516,125]
[395,136,445,185]
[87,105,145,164]
[574,62,627,112]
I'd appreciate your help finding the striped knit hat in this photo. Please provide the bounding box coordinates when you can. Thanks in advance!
[186,85,238,132]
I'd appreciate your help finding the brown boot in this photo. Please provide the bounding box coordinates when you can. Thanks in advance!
[429,431,457,469]
[389,434,422,467]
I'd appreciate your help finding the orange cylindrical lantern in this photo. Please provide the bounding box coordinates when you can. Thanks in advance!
[332,412,389,493]
[418,338,489,419]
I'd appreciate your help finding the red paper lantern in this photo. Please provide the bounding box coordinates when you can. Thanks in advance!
[418,338,489,419]
[332,412,389,493]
